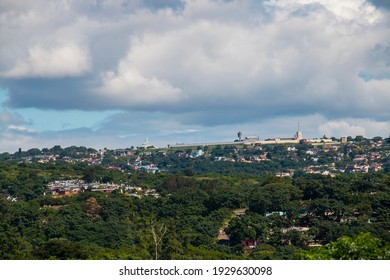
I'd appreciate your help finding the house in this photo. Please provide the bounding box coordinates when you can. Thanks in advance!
[237,156,251,163]
[139,164,160,173]
[306,150,316,155]
[128,193,142,199]
[281,227,310,234]
[346,164,369,173]
[370,163,383,172]
[340,216,358,223]
[353,155,367,164]
[265,211,287,217]
[233,209,247,216]
[191,150,204,158]
[275,172,293,177]
[241,239,259,249]
[2,195,18,202]
[250,155,261,162]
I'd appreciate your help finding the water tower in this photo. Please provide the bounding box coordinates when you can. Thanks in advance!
[237,131,243,141]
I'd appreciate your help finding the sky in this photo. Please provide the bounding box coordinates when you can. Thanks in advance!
[0,0,389,152]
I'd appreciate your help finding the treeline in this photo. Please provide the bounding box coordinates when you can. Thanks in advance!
[0,145,98,161]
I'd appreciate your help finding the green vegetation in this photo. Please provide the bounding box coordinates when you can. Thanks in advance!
[0,139,389,260]
[298,233,390,260]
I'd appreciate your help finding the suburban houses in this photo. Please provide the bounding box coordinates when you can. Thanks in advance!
[6,135,389,178]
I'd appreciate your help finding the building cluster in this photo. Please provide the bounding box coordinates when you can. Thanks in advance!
[170,129,335,148]
[8,131,390,178]
[231,203,374,251]
[47,180,158,198]
[134,136,388,176]
[0,194,18,202]
[48,180,122,196]
[18,152,102,165]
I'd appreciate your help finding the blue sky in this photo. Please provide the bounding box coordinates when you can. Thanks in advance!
[1,89,118,131]
[0,0,389,152]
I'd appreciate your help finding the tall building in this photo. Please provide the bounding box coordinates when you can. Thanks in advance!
[141,138,159,149]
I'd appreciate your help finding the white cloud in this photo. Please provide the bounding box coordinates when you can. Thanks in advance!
[7,124,34,133]
[266,0,383,24]
[361,79,390,117]
[2,0,389,112]
[318,119,390,137]
[318,121,366,137]
[0,109,36,152]
[0,0,389,149]
[2,44,91,78]
[91,1,388,118]
[0,110,27,129]
[95,66,185,107]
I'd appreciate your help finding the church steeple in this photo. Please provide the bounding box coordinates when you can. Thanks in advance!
[142,137,150,148]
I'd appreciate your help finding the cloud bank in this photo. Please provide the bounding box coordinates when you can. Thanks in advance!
[0,0,389,151]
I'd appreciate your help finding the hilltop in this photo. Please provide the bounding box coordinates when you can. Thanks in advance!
[0,135,390,260]
[1,135,389,177]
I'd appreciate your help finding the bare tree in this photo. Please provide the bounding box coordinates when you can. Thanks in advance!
[150,220,167,260]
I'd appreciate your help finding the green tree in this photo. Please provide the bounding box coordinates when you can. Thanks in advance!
[249,183,302,215]
[83,166,97,183]
[34,239,89,259]
[298,233,390,260]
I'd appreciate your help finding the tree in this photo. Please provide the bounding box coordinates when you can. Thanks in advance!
[83,166,96,183]
[50,145,62,154]
[283,230,306,247]
[208,187,243,210]
[372,136,382,142]
[182,168,195,176]
[150,220,167,260]
[354,135,365,142]
[34,239,89,259]
[27,148,42,156]
[249,183,302,215]
[298,233,390,260]
[83,197,102,220]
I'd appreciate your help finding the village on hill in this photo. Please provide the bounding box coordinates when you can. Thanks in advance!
[1,132,389,260]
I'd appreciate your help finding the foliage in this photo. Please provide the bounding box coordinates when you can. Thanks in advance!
[298,233,390,260]
[0,147,389,260]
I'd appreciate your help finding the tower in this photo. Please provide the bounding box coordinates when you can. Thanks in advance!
[296,122,303,140]
[142,137,150,149]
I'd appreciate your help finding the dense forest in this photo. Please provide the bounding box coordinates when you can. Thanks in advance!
[1,158,389,260]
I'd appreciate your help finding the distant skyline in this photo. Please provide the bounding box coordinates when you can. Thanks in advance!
[1,0,389,152]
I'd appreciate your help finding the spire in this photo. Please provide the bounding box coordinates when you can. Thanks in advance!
[142,137,150,149]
